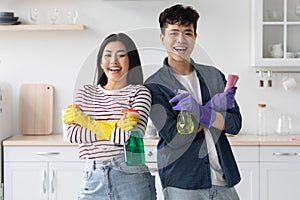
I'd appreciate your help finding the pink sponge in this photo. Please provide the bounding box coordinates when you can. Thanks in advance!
[224,74,239,91]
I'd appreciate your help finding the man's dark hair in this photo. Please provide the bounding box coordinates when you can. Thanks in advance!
[159,4,200,35]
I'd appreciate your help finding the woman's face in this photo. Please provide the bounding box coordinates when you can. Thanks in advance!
[101,41,130,84]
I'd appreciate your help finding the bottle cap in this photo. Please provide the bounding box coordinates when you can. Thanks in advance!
[121,108,139,114]
[121,108,140,118]
[258,103,266,108]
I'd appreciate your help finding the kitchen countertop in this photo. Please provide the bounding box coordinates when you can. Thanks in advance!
[3,133,300,146]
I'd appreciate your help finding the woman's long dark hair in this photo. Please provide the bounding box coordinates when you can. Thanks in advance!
[96,33,143,86]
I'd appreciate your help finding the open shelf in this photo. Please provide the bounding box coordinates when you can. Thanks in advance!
[0,24,85,31]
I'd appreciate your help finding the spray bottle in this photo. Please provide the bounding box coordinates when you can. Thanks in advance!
[176,90,194,134]
[122,109,145,165]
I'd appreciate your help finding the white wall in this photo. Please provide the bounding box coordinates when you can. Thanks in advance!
[0,0,299,135]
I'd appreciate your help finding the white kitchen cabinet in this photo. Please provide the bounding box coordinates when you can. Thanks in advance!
[5,135,300,200]
[48,162,84,200]
[4,144,163,200]
[260,146,300,200]
[252,0,300,67]
[145,145,260,200]
[232,146,260,200]
[4,162,48,200]
[4,146,85,200]
[145,146,164,200]
[236,163,259,200]
[147,163,163,200]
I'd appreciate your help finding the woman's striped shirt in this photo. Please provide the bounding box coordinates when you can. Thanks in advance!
[66,84,152,160]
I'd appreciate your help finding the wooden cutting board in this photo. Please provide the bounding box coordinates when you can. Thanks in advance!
[19,84,53,135]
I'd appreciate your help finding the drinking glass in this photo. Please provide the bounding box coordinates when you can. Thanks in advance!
[276,114,292,135]
[67,9,78,25]
[50,8,59,25]
[30,8,38,24]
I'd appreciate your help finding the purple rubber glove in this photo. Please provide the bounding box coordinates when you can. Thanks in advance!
[205,87,237,112]
[169,93,216,129]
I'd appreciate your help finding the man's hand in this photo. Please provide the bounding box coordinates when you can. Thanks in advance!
[205,87,237,112]
[169,93,216,129]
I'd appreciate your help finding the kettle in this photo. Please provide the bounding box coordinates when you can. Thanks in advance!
[268,43,283,58]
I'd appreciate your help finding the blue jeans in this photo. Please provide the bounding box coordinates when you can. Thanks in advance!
[78,155,156,200]
[163,185,240,200]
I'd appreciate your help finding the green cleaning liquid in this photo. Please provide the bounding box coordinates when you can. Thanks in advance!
[124,129,145,165]
[177,110,194,134]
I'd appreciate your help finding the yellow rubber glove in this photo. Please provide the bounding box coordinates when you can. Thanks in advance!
[63,106,89,127]
[117,109,140,131]
[63,105,116,140]
[89,120,116,140]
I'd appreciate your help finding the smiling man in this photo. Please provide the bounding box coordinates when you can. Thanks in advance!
[144,4,242,200]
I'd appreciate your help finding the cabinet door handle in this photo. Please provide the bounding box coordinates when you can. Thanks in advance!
[273,152,298,156]
[36,152,60,156]
[147,151,153,156]
[42,170,47,194]
[50,170,55,193]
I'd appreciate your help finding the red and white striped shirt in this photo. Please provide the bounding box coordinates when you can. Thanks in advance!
[66,84,152,160]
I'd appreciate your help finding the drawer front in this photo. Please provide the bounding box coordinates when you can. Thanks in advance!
[4,146,80,162]
[145,146,157,163]
[260,146,300,162]
[231,146,259,162]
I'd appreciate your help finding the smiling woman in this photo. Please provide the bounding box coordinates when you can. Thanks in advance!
[97,33,144,88]
[100,41,130,89]
[63,33,156,200]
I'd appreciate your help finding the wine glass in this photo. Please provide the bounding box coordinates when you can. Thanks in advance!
[30,8,38,24]
[67,9,78,25]
[50,8,59,25]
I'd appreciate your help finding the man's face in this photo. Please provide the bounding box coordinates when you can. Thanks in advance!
[160,23,197,63]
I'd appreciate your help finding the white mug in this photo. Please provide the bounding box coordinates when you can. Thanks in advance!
[282,77,297,90]
[268,43,283,58]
